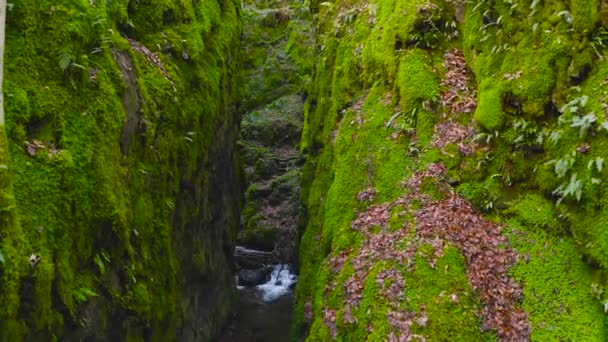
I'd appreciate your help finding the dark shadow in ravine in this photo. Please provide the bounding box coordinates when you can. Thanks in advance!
[216,263,299,342]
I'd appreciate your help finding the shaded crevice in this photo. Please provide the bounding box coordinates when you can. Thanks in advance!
[112,49,143,155]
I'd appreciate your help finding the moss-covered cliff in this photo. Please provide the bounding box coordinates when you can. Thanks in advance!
[0,0,243,340]
[297,0,608,340]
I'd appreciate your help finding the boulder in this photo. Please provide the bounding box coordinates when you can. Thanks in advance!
[238,268,271,286]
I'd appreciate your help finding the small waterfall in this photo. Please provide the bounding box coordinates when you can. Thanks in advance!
[256,264,297,302]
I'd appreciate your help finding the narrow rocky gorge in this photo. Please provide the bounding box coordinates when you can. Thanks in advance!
[3,0,608,341]
[217,1,312,340]
[237,0,312,264]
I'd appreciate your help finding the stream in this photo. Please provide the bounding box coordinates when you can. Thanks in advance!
[216,250,298,342]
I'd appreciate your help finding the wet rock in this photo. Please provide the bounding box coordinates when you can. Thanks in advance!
[238,268,271,286]
[234,246,276,269]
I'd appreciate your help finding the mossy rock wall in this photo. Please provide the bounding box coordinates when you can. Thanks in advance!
[297,0,608,340]
[0,0,243,340]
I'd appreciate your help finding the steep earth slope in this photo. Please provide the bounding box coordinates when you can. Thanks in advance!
[0,1,242,340]
[297,0,608,340]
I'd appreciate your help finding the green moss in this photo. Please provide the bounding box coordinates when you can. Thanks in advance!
[396,50,439,146]
[508,224,606,341]
[298,0,608,340]
[475,81,504,130]
[571,0,600,34]
[457,177,501,211]
[405,246,491,341]
[397,50,440,111]
[0,129,29,340]
[0,0,243,339]
[505,194,562,234]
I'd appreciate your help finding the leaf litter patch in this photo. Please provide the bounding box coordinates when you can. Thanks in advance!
[433,49,480,157]
[321,163,530,341]
[440,49,476,115]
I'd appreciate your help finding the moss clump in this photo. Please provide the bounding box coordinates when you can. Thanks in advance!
[571,0,600,34]
[241,95,304,148]
[508,224,606,341]
[474,81,504,130]
[505,194,562,233]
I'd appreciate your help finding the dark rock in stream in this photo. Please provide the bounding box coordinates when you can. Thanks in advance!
[238,268,271,286]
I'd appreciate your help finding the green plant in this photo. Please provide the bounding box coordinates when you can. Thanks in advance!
[474,130,499,144]
[561,95,588,114]
[74,287,98,303]
[411,30,441,48]
[57,48,72,71]
[530,0,541,10]
[165,199,175,210]
[553,173,583,204]
[546,151,576,178]
[409,2,447,49]
[557,10,573,28]
[512,118,543,146]
[549,129,563,144]
[571,112,597,137]
[591,282,604,300]
[588,157,604,173]
[57,47,85,71]
[94,251,110,275]
[591,27,608,59]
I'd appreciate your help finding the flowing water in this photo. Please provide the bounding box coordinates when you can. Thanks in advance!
[254,264,298,301]
[216,264,298,341]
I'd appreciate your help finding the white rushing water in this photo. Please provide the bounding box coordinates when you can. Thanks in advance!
[256,264,297,302]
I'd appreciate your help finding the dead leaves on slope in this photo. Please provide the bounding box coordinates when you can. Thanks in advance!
[415,193,530,341]
[440,49,476,115]
[432,49,479,156]
[321,163,530,341]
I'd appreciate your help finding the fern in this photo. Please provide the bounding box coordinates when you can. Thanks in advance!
[549,129,563,144]
[571,112,597,137]
[547,152,576,178]
[560,95,588,114]
[74,287,98,303]
[58,47,73,71]
[553,173,583,204]
[588,157,605,172]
